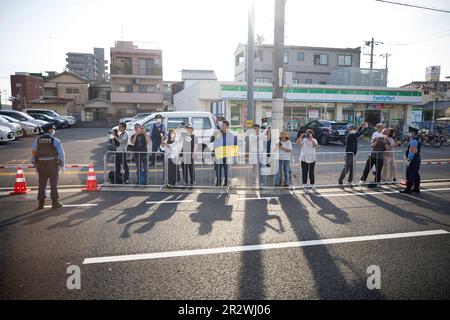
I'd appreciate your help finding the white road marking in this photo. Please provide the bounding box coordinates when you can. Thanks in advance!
[82,230,449,265]
[145,200,194,204]
[237,197,279,201]
[43,203,98,208]
[315,188,450,198]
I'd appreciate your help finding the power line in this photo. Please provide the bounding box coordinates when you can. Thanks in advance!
[386,28,450,45]
[375,0,450,13]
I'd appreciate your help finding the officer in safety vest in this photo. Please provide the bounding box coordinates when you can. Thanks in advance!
[32,123,65,209]
[400,126,421,194]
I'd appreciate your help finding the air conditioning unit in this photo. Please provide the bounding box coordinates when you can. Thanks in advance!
[133,79,140,84]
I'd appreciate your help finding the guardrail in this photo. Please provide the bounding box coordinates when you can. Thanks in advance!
[103,150,406,190]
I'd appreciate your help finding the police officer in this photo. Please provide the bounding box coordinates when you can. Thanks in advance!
[32,123,65,209]
[149,114,167,166]
[400,126,421,194]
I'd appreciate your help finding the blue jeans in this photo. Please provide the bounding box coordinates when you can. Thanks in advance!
[134,152,148,185]
[275,160,290,185]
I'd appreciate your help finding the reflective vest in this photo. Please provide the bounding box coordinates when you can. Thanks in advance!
[36,135,57,160]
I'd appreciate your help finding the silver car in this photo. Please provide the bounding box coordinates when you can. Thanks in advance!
[0,115,23,138]
[0,114,39,135]
[0,110,49,133]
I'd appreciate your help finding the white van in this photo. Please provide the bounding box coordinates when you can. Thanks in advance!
[108,111,217,151]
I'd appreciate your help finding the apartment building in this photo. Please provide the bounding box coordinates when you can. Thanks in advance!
[234,43,361,85]
[110,41,163,117]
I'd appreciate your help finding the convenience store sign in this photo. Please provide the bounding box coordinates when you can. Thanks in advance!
[221,85,422,104]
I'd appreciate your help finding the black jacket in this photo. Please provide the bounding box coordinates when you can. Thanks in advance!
[345,127,365,155]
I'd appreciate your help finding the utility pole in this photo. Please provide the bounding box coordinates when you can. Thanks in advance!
[364,38,383,69]
[246,2,255,128]
[380,53,391,70]
[272,0,286,131]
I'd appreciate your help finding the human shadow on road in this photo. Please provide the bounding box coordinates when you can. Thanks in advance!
[238,193,285,300]
[120,194,189,238]
[278,193,385,299]
[387,190,450,217]
[189,193,233,236]
[308,192,351,225]
[364,193,450,228]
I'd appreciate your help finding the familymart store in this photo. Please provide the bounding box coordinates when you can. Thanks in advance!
[218,84,422,132]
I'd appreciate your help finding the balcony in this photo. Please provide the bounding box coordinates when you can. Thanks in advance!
[110,92,163,104]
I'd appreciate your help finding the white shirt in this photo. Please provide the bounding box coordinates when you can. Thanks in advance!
[248,132,268,164]
[159,137,181,159]
[299,138,318,163]
[371,131,384,142]
[274,140,292,161]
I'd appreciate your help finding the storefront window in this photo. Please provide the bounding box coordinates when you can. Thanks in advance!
[230,103,242,127]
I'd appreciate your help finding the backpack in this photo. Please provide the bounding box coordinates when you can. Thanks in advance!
[108,170,123,184]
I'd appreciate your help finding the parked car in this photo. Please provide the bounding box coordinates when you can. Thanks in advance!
[25,109,77,126]
[0,110,48,133]
[297,120,348,145]
[108,111,216,152]
[28,113,68,129]
[0,114,39,136]
[0,115,23,138]
[119,112,154,124]
[0,124,15,142]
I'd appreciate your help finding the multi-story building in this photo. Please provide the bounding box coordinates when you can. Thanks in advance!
[10,72,44,110]
[234,43,361,85]
[110,41,163,117]
[94,47,108,83]
[66,52,98,81]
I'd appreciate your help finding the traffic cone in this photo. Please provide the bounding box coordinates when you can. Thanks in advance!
[82,163,100,191]
[10,166,31,195]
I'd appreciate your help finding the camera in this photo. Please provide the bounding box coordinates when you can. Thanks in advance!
[279,141,282,147]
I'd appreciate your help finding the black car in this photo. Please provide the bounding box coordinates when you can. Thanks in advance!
[297,120,348,145]
[28,113,68,129]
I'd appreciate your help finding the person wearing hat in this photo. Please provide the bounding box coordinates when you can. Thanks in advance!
[149,114,167,166]
[338,122,368,187]
[31,123,65,209]
[400,126,422,194]
[131,123,150,184]
[210,115,226,185]
[274,131,292,187]
[181,123,198,187]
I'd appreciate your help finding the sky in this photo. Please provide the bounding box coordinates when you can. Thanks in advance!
[0,0,449,104]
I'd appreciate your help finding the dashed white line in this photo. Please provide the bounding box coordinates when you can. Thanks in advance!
[146,200,194,204]
[82,230,449,265]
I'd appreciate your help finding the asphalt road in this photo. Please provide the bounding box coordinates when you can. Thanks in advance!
[0,128,449,188]
[0,181,449,299]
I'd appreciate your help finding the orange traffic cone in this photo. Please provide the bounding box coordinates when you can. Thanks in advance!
[82,163,100,191]
[10,166,31,195]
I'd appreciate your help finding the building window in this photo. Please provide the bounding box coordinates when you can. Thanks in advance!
[305,79,313,84]
[112,57,132,75]
[192,117,212,130]
[44,88,58,97]
[284,50,289,64]
[66,88,80,94]
[293,79,299,84]
[255,77,271,83]
[314,54,328,65]
[255,49,263,62]
[139,58,161,76]
[297,52,304,61]
[424,90,429,95]
[338,55,352,66]
[117,84,133,93]
[139,85,159,93]
[319,81,327,85]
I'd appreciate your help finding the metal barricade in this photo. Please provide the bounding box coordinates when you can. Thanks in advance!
[104,151,165,187]
[355,150,405,186]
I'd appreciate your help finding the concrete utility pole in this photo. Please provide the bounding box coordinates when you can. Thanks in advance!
[365,38,383,69]
[272,0,286,131]
[246,2,255,128]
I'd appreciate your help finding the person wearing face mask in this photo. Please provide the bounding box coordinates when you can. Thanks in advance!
[149,114,167,167]
[160,129,181,187]
[338,122,367,187]
[296,129,318,190]
[400,127,421,194]
[211,115,226,185]
[260,117,272,166]
[32,123,65,210]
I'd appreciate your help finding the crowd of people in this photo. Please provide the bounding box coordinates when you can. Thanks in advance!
[111,115,421,192]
